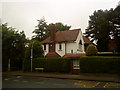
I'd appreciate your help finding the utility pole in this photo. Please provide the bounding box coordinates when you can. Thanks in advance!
[8,59,10,71]
[31,41,34,72]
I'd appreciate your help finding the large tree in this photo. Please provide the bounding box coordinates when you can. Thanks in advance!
[32,18,71,41]
[85,6,120,52]
[111,5,120,51]
[2,23,27,71]
[32,17,47,41]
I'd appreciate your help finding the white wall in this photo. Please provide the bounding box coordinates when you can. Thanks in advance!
[56,43,65,57]
[75,30,85,53]
[66,42,77,54]
[66,30,85,54]
[42,44,49,56]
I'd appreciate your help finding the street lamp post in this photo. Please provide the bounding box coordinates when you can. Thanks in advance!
[31,41,34,72]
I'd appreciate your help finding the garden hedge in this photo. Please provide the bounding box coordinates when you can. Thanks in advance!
[23,57,70,73]
[80,56,120,74]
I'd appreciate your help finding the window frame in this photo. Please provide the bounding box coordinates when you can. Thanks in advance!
[59,43,62,50]
[44,44,46,51]
[73,60,80,69]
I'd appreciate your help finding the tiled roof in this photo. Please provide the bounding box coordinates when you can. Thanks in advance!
[83,36,92,44]
[41,29,91,44]
[41,29,80,43]
[45,52,61,57]
[63,53,86,57]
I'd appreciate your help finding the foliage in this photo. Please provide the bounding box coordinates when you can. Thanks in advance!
[2,23,27,71]
[86,44,98,56]
[85,5,120,52]
[32,17,48,41]
[23,40,44,71]
[32,17,71,41]
[24,57,70,73]
[80,56,120,74]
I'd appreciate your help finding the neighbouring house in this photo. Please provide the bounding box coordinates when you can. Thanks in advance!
[108,40,118,52]
[41,25,91,74]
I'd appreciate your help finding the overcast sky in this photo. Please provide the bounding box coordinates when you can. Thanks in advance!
[1,0,119,38]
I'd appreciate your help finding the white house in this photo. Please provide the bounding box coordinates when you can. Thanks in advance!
[41,27,91,57]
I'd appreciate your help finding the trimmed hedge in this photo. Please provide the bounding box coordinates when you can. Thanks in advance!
[80,56,120,74]
[24,57,70,73]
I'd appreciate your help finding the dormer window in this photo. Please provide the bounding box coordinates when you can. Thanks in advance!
[59,43,62,50]
[79,40,82,45]
[71,50,73,53]
[44,44,46,50]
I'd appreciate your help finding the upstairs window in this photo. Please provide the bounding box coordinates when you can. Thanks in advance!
[71,50,73,53]
[59,43,62,50]
[79,40,82,45]
[44,44,46,50]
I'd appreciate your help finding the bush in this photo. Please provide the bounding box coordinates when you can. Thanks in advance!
[23,40,44,72]
[80,56,120,74]
[86,44,98,56]
[33,57,70,73]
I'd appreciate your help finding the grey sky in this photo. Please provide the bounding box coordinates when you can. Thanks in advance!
[1,0,119,38]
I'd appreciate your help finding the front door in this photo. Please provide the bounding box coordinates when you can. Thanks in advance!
[49,43,55,52]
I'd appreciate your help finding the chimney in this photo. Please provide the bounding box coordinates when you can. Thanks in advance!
[50,24,56,42]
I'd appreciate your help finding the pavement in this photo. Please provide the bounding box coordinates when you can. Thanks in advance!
[2,71,120,83]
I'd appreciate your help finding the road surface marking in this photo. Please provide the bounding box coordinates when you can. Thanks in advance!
[13,80,19,82]
[74,80,100,88]
[4,78,11,80]
[16,76,22,78]
[22,80,28,83]
[35,81,44,84]
[104,82,120,88]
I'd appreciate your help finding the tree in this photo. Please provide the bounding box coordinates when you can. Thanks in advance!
[111,6,120,51]
[25,40,44,59]
[32,17,48,41]
[85,9,115,52]
[23,40,44,72]
[2,23,27,71]
[32,18,71,41]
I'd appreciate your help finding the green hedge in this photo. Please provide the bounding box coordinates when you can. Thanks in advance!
[24,57,70,73]
[80,56,120,74]
[23,59,31,72]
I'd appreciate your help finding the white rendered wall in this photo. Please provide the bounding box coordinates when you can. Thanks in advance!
[75,30,85,53]
[56,43,65,57]
[66,30,85,54]
[42,44,49,56]
[66,42,77,54]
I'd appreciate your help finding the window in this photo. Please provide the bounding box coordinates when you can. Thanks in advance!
[44,44,46,50]
[73,60,80,69]
[79,40,82,45]
[59,43,62,50]
[71,50,73,53]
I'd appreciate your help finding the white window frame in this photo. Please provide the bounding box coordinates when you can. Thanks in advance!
[73,60,80,69]
[59,43,62,50]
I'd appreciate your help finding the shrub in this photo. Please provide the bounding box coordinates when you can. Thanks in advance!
[23,40,44,72]
[33,57,70,73]
[86,44,98,56]
[80,56,120,74]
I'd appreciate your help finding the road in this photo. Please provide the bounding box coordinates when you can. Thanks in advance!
[2,75,120,88]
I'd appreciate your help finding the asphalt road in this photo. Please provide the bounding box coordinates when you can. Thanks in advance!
[2,75,120,88]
